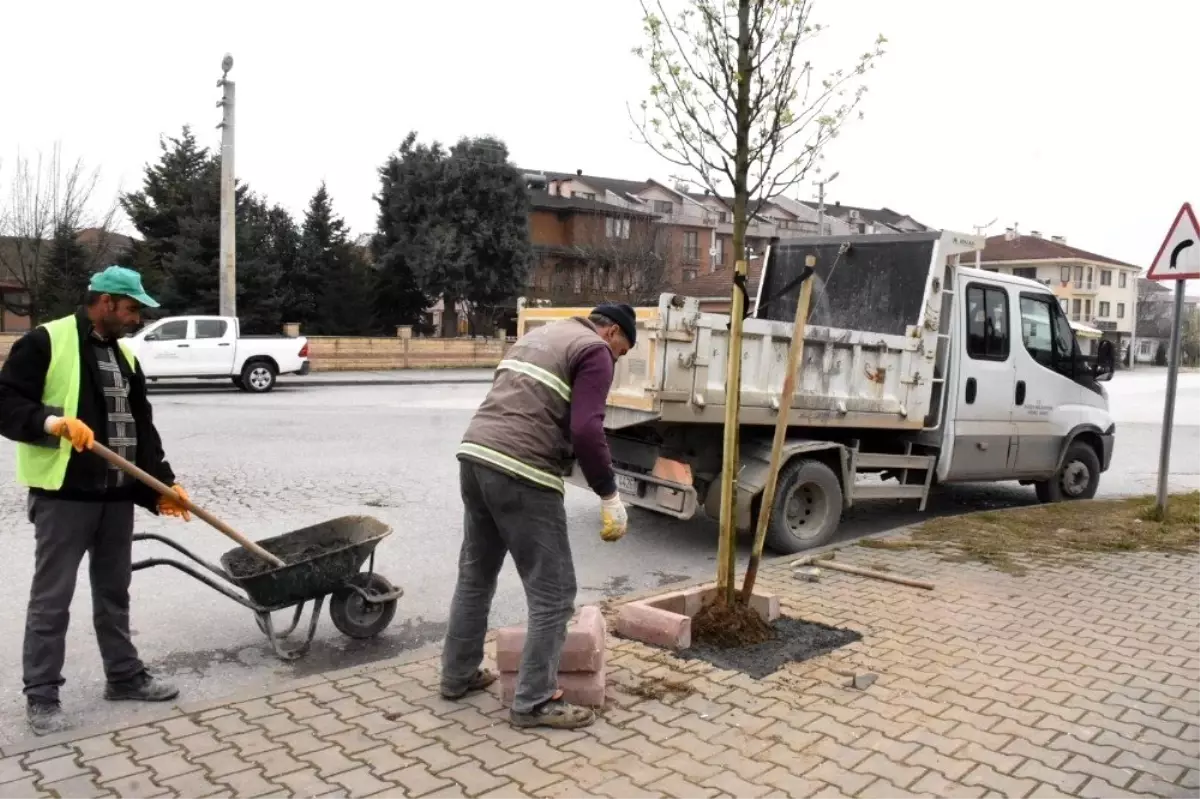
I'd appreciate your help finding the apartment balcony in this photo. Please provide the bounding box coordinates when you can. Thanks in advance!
[1072,282,1099,295]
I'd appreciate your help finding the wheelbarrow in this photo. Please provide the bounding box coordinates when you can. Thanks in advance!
[89,441,404,661]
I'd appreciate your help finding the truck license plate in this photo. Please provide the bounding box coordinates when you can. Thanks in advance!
[616,475,638,495]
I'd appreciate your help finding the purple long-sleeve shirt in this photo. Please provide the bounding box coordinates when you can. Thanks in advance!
[569,343,617,498]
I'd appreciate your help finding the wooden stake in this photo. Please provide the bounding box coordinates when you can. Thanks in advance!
[793,557,935,591]
[741,258,814,603]
[716,258,750,605]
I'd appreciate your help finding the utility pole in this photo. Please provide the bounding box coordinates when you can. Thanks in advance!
[815,172,840,235]
[217,53,236,319]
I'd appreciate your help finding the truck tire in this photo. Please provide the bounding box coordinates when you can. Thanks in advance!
[765,458,843,555]
[1035,441,1100,503]
[240,360,277,393]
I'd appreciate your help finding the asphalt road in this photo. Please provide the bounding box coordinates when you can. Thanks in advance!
[0,370,1195,743]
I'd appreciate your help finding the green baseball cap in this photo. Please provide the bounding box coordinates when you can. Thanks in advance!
[88,266,159,308]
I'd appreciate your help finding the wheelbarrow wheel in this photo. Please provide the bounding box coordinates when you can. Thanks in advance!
[330,573,397,639]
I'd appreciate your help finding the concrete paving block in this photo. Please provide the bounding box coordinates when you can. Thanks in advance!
[496,606,605,673]
[616,602,691,651]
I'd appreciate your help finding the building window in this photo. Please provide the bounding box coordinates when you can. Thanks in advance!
[1119,272,1128,288]
[573,271,583,294]
[1012,267,1038,280]
[1117,303,1125,319]
[682,267,698,282]
[605,217,630,239]
[683,231,700,261]
[1086,267,1094,289]
[714,237,726,270]
[1084,299,1092,318]
[1071,299,1082,321]
[1100,270,1112,286]
[1060,266,1072,283]
[653,200,674,215]
[1073,266,1083,289]
[719,212,729,223]
[1139,339,1153,356]
[966,285,1009,361]
[574,191,595,201]
[1098,301,1110,317]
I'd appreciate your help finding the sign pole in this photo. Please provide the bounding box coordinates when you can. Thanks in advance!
[1155,279,1186,516]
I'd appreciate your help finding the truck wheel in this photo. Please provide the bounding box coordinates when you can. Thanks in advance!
[765,459,843,555]
[240,361,277,393]
[1035,441,1100,503]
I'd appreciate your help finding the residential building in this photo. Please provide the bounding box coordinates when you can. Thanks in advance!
[523,168,930,313]
[971,228,1141,363]
[1135,279,1200,364]
[525,190,663,306]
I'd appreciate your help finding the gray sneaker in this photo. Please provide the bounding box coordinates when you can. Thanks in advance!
[27,700,70,736]
[104,672,179,702]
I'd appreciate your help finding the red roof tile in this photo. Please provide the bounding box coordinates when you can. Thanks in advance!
[976,234,1136,269]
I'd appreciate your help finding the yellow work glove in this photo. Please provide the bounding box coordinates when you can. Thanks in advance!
[47,416,95,453]
[158,485,192,522]
[600,494,628,542]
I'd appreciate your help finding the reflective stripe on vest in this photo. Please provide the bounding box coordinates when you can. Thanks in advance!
[456,442,566,494]
[15,316,137,490]
[495,358,571,403]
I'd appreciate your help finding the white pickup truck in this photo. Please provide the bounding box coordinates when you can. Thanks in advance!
[124,315,310,393]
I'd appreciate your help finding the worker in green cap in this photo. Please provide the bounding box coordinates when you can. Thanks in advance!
[0,265,192,736]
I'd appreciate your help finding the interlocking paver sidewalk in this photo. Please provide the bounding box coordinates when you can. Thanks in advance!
[1,545,1196,798]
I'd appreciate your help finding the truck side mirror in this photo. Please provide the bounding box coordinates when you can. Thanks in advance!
[1094,339,1116,382]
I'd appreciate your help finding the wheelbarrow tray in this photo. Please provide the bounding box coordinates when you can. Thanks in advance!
[219,515,391,609]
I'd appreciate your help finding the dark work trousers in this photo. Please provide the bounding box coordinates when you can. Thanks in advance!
[441,460,577,715]
[23,494,144,702]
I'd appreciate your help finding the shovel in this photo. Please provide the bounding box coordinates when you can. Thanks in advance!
[88,440,286,570]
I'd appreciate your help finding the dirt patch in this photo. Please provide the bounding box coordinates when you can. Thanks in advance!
[858,492,1200,575]
[679,617,862,679]
[691,599,775,648]
[624,677,696,701]
[225,537,352,578]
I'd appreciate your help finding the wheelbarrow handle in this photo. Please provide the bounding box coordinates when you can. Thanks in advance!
[88,441,286,570]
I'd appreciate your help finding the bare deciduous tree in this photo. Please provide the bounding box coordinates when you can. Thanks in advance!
[0,144,121,323]
[632,0,885,266]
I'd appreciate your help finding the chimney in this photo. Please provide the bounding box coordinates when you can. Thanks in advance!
[1004,227,1015,241]
[1030,230,1042,238]
[576,168,583,176]
[1051,235,1066,244]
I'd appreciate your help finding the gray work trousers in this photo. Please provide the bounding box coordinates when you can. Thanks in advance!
[441,460,577,715]
[23,495,144,702]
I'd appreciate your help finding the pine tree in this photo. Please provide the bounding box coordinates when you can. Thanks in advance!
[39,223,94,320]
[120,126,289,330]
[296,183,375,334]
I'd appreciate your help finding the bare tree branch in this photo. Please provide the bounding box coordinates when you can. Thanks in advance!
[633,0,886,262]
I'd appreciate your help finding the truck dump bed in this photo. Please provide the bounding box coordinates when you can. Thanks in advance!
[517,230,983,432]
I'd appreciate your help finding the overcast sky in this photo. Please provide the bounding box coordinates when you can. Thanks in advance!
[3,0,1195,277]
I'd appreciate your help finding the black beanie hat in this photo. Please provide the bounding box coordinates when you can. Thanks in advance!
[591,303,637,347]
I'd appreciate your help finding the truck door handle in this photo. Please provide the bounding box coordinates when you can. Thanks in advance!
[965,377,977,404]
[176,344,189,348]
[1015,380,1026,405]
[218,343,231,347]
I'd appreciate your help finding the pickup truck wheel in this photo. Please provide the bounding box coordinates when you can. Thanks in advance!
[1035,441,1100,503]
[240,361,277,393]
[765,459,843,555]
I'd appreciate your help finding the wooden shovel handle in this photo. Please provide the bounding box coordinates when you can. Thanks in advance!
[88,441,286,569]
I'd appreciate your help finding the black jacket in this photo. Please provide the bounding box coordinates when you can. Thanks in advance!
[0,311,175,511]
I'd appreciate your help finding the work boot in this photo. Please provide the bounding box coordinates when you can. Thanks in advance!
[510,690,595,730]
[104,672,179,702]
[27,699,70,736]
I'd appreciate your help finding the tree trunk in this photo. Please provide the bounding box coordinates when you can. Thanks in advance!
[442,294,459,338]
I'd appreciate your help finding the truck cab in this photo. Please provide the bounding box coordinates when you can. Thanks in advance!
[938,267,1115,499]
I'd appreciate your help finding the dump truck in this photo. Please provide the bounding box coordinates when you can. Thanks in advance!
[517,230,1118,554]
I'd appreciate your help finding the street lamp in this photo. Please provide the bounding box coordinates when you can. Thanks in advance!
[217,53,236,319]
[815,171,840,236]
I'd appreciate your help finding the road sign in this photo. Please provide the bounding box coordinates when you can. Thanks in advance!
[1147,202,1200,281]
